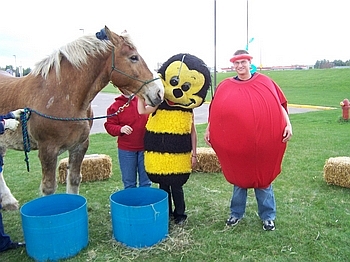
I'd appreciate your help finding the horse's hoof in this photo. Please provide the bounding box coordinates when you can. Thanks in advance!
[2,202,19,211]
[1,196,19,210]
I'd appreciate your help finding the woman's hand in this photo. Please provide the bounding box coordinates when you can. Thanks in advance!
[120,125,133,135]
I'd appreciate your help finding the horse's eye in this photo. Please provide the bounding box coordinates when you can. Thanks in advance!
[130,55,139,62]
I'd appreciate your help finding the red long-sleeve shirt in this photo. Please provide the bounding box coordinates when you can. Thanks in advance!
[104,95,148,151]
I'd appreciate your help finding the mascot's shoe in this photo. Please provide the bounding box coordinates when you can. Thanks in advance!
[0,242,26,252]
[263,220,275,231]
[174,216,187,226]
[226,216,241,226]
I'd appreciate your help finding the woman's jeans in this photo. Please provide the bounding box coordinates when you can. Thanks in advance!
[118,149,151,189]
[230,184,276,221]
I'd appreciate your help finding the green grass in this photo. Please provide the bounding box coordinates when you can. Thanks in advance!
[2,69,350,261]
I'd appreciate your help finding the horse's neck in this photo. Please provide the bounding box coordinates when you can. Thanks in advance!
[66,62,110,110]
[84,77,108,108]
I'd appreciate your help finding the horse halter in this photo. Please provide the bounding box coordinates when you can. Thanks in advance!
[109,47,160,96]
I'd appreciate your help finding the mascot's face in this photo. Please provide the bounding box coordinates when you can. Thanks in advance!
[158,54,211,109]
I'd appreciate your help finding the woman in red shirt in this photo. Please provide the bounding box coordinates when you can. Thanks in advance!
[104,90,151,189]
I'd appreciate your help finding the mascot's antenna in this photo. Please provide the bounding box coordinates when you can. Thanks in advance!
[170,54,187,86]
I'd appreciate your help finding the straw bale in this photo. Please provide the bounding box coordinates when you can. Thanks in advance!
[194,147,222,173]
[58,154,112,184]
[323,156,350,188]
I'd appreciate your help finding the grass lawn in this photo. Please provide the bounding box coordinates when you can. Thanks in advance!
[2,68,350,261]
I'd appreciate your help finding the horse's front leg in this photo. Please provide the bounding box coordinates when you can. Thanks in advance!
[38,145,58,195]
[67,139,89,194]
[0,168,19,210]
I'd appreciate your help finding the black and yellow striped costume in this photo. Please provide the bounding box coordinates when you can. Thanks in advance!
[144,53,211,186]
[144,102,193,186]
[143,53,211,221]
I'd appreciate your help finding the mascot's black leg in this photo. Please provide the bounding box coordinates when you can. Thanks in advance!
[159,183,173,218]
[171,184,187,225]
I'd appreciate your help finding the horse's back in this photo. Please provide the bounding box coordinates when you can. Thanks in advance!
[0,70,15,83]
[0,73,24,111]
[0,70,13,76]
[0,70,22,88]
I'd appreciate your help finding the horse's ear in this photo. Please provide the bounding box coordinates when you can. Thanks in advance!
[104,26,111,39]
[105,26,123,46]
[105,26,119,43]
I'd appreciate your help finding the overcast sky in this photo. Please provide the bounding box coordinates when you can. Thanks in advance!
[1,0,348,70]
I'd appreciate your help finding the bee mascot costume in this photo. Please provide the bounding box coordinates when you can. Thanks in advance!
[140,53,211,225]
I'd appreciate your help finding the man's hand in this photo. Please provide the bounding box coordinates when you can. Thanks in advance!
[204,124,212,147]
[282,124,293,143]
[4,119,20,131]
[11,109,25,120]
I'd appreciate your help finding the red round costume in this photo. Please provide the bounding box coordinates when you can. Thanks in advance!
[209,72,288,189]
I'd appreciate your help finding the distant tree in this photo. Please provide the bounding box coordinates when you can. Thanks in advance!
[333,60,346,66]
[314,59,350,68]
[314,60,321,69]
[23,68,31,76]
[314,59,333,69]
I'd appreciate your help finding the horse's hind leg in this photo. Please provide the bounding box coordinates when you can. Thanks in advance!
[0,169,19,210]
[66,139,89,194]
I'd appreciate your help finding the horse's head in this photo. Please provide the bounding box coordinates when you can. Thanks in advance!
[103,26,164,107]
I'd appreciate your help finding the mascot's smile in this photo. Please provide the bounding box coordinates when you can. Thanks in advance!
[165,98,196,107]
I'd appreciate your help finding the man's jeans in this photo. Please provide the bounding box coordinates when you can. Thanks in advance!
[230,184,276,221]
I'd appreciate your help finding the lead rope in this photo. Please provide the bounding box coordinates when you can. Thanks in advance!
[20,109,31,172]
[109,47,160,96]
[20,96,133,172]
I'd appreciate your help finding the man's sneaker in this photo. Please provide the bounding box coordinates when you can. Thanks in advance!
[226,216,241,226]
[263,220,275,231]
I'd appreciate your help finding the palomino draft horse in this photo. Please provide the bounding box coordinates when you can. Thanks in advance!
[0,26,164,210]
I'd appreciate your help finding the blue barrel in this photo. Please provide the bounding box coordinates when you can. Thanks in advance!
[110,187,168,248]
[20,194,88,261]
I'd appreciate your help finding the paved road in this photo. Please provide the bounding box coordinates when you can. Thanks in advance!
[90,93,319,134]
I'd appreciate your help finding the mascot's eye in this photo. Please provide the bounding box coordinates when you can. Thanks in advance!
[181,82,191,91]
[170,76,179,86]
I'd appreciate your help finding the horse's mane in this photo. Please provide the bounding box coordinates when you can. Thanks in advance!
[31,35,115,79]
[120,31,136,49]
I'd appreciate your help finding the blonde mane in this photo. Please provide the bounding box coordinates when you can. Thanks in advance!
[31,35,114,79]
[120,31,136,50]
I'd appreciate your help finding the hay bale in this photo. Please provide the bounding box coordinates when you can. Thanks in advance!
[324,157,350,188]
[194,147,222,173]
[58,154,112,184]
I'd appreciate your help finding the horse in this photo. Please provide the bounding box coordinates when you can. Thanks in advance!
[0,26,164,210]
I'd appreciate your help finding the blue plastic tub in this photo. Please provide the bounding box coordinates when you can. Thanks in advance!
[20,194,88,261]
[110,187,168,248]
